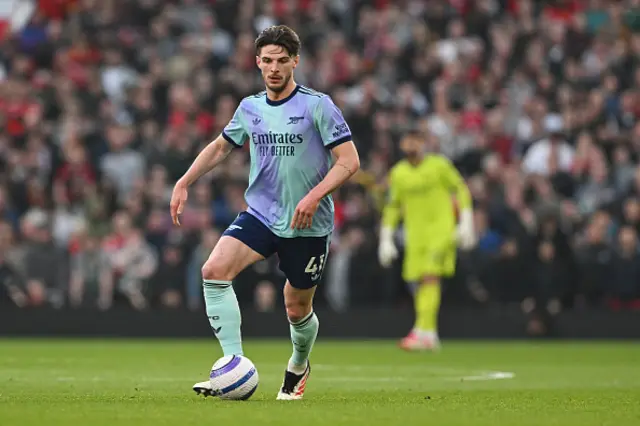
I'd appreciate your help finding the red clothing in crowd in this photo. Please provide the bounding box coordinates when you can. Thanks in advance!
[0,99,34,138]
[543,0,583,23]
[37,0,77,20]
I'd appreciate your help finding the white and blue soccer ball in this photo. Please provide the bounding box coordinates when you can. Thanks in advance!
[209,355,259,400]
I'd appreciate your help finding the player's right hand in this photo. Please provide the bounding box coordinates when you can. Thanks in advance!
[378,227,398,268]
[170,182,188,227]
[378,239,398,268]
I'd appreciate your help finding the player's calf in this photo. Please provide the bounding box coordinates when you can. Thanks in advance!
[284,283,318,371]
[285,296,312,324]
[278,281,318,399]
[201,236,264,357]
[287,309,318,372]
[408,278,441,345]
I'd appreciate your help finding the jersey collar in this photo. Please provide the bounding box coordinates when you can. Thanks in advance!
[265,84,300,106]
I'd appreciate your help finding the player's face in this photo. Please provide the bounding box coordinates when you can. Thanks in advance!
[256,45,299,93]
[400,136,423,157]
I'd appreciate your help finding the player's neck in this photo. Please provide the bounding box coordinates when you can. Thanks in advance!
[266,79,298,102]
[407,154,424,166]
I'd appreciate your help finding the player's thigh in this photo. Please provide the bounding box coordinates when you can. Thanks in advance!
[441,247,456,278]
[404,245,454,282]
[423,246,456,279]
[201,236,264,281]
[202,212,277,281]
[277,235,330,291]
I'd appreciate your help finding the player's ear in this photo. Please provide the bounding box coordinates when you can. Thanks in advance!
[293,55,300,68]
[256,56,261,67]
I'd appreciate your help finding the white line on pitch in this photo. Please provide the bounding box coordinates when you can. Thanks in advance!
[458,371,515,381]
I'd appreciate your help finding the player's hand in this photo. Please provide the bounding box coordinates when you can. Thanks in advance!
[378,226,398,268]
[456,226,476,250]
[170,181,188,226]
[456,208,476,250]
[378,239,398,268]
[291,194,320,229]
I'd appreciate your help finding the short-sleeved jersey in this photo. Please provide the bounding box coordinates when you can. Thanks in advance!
[382,154,472,249]
[222,85,352,238]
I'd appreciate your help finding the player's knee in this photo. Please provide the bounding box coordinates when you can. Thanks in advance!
[201,259,235,282]
[285,300,312,324]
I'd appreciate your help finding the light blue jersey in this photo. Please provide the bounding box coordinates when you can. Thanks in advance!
[222,85,352,238]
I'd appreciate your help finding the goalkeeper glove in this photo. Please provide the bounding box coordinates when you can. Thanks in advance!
[456,208,476,250]
[378,226,398,268]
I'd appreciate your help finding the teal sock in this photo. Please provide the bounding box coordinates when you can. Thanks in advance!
[289,311,319,369]
[203,280,243,356]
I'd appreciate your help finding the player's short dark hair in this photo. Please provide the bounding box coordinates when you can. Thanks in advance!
[403,127,425,140]
[255,25,301,57]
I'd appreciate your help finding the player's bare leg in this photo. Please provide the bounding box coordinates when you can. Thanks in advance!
[277,281,317,400]
[193,236,264,397]
[401,276,441,352]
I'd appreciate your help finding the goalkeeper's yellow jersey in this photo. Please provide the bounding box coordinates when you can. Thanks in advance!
[381,154,472,248]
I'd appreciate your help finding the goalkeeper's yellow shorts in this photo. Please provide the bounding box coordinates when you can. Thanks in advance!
[402,243,456,282]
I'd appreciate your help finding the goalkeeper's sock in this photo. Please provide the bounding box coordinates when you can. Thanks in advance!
[288,311,319,374]
[415,281,441,334]
[203,280,243,356]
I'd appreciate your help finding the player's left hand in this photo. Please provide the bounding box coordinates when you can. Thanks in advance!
[456,208,476,250]
[456,225,476,250]
[291,194,320,229]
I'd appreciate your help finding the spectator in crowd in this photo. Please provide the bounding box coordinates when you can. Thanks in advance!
[0,219,26,306]
[609,225,640,309]
[574,210,613,306]
[102,227,158,310]
[68,229,110,308]
[0,0,638,321]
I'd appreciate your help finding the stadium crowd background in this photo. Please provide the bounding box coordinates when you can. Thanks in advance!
[0,0,639,320]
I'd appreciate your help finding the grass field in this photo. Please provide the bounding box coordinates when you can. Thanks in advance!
[1,339,640,426]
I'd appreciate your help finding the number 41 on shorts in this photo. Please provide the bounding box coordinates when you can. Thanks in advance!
[304,255,325,282]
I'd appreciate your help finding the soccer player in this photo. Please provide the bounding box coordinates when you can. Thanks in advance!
[169,25,359,400]
[378,131,475,351]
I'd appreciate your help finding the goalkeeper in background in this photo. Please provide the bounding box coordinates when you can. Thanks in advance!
[378,130,475,351]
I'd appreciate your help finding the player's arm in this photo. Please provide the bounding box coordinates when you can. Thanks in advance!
[171,105,247,226]
[292,141,359,229]
[291,95,360,229]
[307,141,360,201]
[378,168,402,267]
[381,168,403,231]
[438,156,476,249]
[176,136,235,188]
[310,95,361,199]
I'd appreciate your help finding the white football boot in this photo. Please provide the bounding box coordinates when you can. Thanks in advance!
[276,361,311,400]
[399,331,441,352]
[193,380,216,398]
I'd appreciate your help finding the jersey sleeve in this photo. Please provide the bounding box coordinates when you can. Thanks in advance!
[438,156,472,210]
[313,95,352,149]
[222,104,248,148]
[382,168,403,229]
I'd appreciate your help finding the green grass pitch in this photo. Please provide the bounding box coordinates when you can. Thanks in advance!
[1,339,640,426]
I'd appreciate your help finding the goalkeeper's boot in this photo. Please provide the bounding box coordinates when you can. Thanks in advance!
[276,360,311,400]
[399,331,441,352]
[193,380,216,398]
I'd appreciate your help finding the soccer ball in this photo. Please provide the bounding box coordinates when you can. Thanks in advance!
[209,355,259,400]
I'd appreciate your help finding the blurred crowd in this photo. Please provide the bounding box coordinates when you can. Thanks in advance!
[1,0,639,317]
